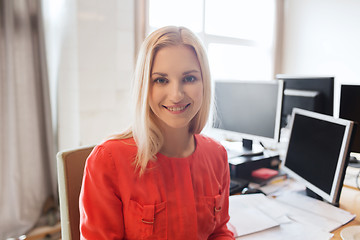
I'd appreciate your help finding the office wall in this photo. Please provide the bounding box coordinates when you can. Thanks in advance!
[281,0,360,115]
[77,0,134,146]
[43,0,134,150]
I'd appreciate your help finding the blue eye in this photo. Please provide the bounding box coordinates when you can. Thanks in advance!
[184,75,197,83]
[154,78,168,84]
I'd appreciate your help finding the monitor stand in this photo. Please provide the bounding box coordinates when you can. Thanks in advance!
[298,187,340,207]
[221,138,264,159]
[240,139,264,157]
[305,188,323,201]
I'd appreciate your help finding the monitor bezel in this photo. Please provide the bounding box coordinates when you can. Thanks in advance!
[212,80,284,144]
[281,108,354,205]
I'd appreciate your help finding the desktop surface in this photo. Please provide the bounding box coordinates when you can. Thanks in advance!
[332,218,360,239]
[332,185,360,239]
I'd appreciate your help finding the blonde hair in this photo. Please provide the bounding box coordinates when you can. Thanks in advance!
[113,26,212,175]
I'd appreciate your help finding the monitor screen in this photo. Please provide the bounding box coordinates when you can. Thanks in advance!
[339,84,360,154]
[282,108,354,205]
[213,80,283,153]
[276,75,334,128]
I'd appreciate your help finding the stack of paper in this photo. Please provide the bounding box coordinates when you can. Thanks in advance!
[227,193,355,239]
[228,194,280,237]
[275,191,356,232]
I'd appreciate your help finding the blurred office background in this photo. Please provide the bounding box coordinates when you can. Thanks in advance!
[1,0,360,238]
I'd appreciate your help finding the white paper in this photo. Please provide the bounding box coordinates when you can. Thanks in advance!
[228,194,334,239]
[275,191,356,232]
[228,194,280,237]
[235,221,333,240]
[227,190,355,239]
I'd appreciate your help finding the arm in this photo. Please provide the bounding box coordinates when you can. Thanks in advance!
[208,147,235,240]
[79,145,124,239]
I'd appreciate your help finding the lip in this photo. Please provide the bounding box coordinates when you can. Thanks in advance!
[163,103,190,114]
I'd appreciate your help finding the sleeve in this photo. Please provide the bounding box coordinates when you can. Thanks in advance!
[209,146,235,240]
[79,145,124,239]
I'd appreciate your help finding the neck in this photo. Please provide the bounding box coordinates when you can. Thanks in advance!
[160,126,196,158]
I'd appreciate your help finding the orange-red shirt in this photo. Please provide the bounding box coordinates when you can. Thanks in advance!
[79,134,234,239]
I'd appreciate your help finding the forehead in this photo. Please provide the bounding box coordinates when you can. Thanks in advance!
[152,45,201,72]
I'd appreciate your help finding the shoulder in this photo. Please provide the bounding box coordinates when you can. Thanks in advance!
[195,134,227,159]
[194,135,229,180]
[99,137,137,155]
[86,137,137,171]
[196,134,226,152]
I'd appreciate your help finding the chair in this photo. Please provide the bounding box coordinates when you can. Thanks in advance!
[57,145,94,240]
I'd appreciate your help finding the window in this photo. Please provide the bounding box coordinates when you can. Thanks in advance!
[147,0,278,81]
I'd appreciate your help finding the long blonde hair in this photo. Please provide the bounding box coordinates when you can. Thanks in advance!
[113,26,212,175]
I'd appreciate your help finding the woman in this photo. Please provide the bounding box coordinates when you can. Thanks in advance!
[79,26,234,239]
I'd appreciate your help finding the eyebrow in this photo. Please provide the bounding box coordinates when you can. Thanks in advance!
[151,72,167,77]
[183,70,200,75]
[151,70,200,76]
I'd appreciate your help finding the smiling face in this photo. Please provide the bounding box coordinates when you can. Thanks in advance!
[149,45,204,131]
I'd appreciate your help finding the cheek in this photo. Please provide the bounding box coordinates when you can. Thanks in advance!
[195,91,203,107]
[189,84,204,107]
[149,87,160,111]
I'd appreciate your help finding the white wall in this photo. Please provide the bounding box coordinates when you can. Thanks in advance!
[77,0,134,146]
[43,0,135,150]
[281,0,360,115]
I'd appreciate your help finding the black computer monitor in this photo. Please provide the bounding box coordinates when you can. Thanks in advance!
[282,108,354,205]
[276,75,334,128]
[339,84,360,156]
[213,80,283,156]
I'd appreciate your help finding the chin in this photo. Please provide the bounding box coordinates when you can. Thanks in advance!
[162,120,191,130]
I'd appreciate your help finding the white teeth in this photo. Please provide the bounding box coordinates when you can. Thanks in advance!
[167,106,187,111]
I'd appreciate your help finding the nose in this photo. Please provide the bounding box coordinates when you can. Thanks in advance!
[169,81,184,103]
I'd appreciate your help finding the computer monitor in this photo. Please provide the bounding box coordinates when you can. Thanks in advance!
[213,80,283,156]
[282,108,354,205]
[339,84,360,157]
[276,75,334,128]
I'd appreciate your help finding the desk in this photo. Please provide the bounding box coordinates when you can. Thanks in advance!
[332,220,360,239]
[339,185,360,221]
[331,185,360,239]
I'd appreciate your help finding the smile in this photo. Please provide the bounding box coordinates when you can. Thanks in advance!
[163,104,190,112]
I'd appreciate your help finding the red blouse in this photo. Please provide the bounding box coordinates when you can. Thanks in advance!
[79,134,234,239]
